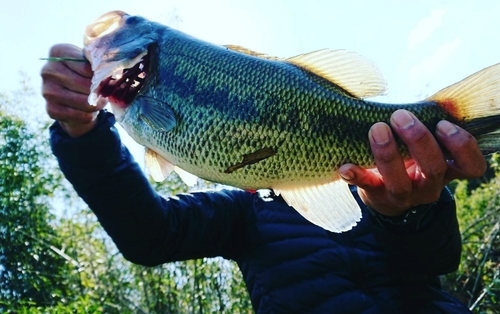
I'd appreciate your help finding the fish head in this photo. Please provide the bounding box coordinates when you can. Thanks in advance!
[83,11,160,120]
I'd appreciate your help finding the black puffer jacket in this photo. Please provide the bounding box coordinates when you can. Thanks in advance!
[50,111,471,313]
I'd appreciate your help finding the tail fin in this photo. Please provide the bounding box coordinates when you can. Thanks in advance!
[428,63,500,154]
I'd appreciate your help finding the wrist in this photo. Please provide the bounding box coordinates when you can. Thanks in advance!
[59,120,98,138]
[368,202,436,233]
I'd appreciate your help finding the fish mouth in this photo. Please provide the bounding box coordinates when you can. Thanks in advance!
[83,11,154,107]
[97,49,150,107]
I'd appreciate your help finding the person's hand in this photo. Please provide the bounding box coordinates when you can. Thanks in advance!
[339,109,486,216]
[41,44,107,137]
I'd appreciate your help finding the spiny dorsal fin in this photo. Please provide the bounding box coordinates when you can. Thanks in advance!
[275,179,362,232]
[145,148,175,182]
[286,49,387,99]
[224,45,281,61]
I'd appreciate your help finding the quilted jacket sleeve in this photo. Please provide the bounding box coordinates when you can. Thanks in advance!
[50,111,255,266]
[362,187,463,276]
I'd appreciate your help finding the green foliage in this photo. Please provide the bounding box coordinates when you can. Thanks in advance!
[0,82,252,312]
[443,154,500,313]
[0,88,74,310]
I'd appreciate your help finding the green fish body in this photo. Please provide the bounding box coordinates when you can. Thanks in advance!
[83,11,500,232]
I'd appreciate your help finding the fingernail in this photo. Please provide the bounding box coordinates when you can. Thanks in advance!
[339,170,355,181]
[370,124,391,145]
[392,110,415,130]
[437,120,458,136]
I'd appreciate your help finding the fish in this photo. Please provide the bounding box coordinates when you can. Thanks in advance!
[83,10,500,233]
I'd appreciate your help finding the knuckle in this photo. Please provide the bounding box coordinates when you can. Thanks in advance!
[49,44,76,58]
[407,125,431,146]
[40,66,63,86]
[45,104,55,117]
[376,152,399,165]
[41,84,61,103]
[46,103,62,120]
[423,161,447,180]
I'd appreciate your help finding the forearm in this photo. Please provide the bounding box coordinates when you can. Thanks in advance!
[50,111,253,265]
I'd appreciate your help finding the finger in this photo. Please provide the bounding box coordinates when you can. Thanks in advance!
[368,122,411,199]
[51,105,100,126]
[390,110,447,182]
[49,44,93,78]
[46,96,103,124]
[435,120,487,180]
[338,163,382,189]
[42,79,97,115]
[41,58,92,96]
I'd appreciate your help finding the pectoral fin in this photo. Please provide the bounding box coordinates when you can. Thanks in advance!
[276,180,362,232]
[139,96,176,132]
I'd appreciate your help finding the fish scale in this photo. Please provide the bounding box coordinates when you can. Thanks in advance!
[84,11,500,232]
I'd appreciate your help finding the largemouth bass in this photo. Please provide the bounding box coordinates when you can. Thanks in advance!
[83,11,500,232]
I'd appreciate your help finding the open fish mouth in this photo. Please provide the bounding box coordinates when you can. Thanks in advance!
[97,51,150,106]
[83,10,155,107]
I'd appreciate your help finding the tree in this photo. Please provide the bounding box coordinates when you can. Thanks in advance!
[0,79,252,312]
[0,86,74,310]
[442,154,500,313]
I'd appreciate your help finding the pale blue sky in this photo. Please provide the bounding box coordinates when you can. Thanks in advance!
[2,0,500,157]
[3,0,500,100]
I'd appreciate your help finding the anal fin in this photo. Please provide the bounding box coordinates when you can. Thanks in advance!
[276,180,362,232]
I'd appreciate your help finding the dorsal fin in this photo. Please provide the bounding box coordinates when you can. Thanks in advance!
[286,49,387,98]
[224,45,281,61]
[225,45,386,99]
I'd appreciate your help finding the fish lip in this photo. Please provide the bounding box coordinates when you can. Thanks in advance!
[84,11,128,47]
